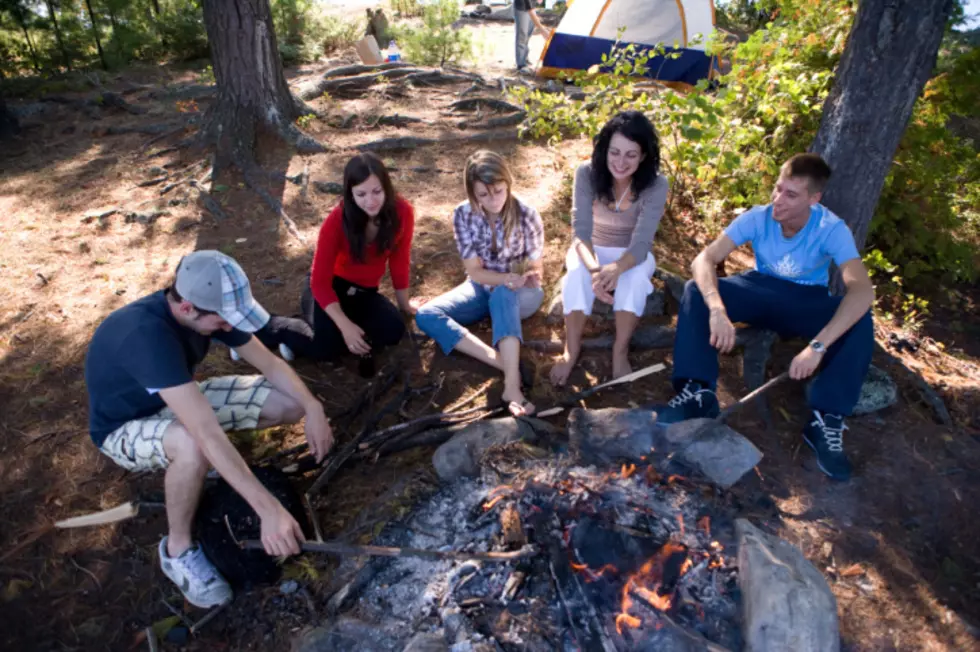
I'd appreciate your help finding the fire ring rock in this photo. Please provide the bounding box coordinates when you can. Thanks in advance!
[432,418,539,482]
[567,408,763,489]
[805,364,897,416]
[736,519,840,652]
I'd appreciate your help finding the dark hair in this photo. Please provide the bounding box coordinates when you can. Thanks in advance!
[590,110,661,203]
[781,153,832,194]
[342,153,399,262]
[165,285,218,316]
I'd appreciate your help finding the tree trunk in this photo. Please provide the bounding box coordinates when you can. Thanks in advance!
[811,0,955,257]
[200,0,324,174]
[45,0,72,72]
[0,94,19,140]
[150,0,160,16]
[83,0,109,70]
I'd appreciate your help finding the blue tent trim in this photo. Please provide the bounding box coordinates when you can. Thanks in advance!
[541,33,712,86]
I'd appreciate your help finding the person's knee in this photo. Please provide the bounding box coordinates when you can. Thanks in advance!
[489,285,518,306]
[683,278,701,299]
[415,306,441,335]
[164,424,208,472]
[261,390,304,426]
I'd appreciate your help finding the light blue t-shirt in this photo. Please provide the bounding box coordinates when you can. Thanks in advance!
[724,203,860,287]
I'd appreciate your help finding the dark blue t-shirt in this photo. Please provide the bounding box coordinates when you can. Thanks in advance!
[84,291,251,446]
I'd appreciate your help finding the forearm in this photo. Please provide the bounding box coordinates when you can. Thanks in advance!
[262,356,323,413]
[469,266,514,286]
[573,238,600,272]
[814,286,874,348]
[394,288,411,312]
[529,9,547,32]
[691,252,727,312]
[324,301,354,330]
[193,425,280,516]
[615,251,638,272]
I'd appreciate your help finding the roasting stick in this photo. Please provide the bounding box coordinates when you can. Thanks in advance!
[241,539,537,563]
[536,362,667,418]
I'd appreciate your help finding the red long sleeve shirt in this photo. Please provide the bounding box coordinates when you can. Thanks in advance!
[310,197,415,308]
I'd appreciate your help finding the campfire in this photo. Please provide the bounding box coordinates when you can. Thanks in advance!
[315,444,745,651]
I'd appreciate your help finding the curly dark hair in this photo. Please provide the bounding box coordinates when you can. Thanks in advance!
[590,110,661,203]
[342,153,400,262]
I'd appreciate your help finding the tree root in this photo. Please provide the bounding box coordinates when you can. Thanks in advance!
[241,166,306,244]
[447,97,523,113]
[299,67,485,100]
[190,179,228,222]
[321,61,415,80]
[355,129,519,153]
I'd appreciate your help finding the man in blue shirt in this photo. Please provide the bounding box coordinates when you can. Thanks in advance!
[659,154,875,481]
[85,251,334,608]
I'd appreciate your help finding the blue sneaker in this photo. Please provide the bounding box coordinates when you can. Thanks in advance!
[803,410,852,481]
[657,380,720,424]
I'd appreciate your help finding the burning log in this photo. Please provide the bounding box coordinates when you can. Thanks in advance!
[499,503,527,548]
[241,539,537,563]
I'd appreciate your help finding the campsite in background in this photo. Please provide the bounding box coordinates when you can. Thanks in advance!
[1,0,979,650]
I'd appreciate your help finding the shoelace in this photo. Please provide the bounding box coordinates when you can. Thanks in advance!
[811,411,847,452]
[180,548,220,585]
[668,384,704,409]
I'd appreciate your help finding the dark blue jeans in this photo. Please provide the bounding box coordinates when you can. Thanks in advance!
[672,271,873,416]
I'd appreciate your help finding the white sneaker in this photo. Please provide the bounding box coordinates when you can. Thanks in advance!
[229,348,240,362]
[278,343,295,361]
[159,537,232,608]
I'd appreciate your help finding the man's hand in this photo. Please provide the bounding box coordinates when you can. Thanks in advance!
[304,406,334,463]
[709,307,736,353]
[259,503,305,557]
[790,345,823,380]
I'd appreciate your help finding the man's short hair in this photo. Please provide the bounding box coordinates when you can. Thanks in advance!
[780,153,832,194]
[165,284,218,316]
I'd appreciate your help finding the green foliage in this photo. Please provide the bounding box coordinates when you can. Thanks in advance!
[390,0,424,19]
[272,0,361,64]
[864,249,930,330]
[714,0,778,34]
[156,0,210,61]
[395,0,471,67]
[295,112,316,129]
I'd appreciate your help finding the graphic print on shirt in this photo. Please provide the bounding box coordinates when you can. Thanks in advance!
[767,253,804,279]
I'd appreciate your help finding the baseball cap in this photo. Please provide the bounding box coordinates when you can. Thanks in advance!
[174,250,270,333]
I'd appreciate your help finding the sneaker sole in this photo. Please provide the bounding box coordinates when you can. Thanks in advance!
[802,434,849,481]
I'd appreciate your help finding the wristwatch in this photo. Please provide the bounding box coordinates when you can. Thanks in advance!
[809,339,826,354]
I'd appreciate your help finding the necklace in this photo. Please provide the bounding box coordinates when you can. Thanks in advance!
[613,184,632,212]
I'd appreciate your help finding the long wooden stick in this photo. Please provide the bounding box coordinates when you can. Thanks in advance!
[241,539,536,563]
[537,362,668,417]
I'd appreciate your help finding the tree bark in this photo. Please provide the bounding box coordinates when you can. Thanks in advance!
[811,0,955,257]
[199,0,323,174]
[83,0,108,70]
[0,94,19,140]
[45,0,72,72]
[10,3,41,72]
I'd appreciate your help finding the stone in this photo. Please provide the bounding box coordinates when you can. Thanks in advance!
[291,619,398,652]
[403,632,448,652]
[432,418,538,482]
[736,519,840,652]
[280,579,299,595]
[653,267,688,303]
[545,285,665,324]
[567,408,762,489]
[805,364,897,416]
[314,181,344,195]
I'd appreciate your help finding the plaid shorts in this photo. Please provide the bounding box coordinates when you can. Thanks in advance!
[99,375,273,472]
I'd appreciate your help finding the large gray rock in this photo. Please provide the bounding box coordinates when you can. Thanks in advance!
[403,632,448,652]
[653,267,688,303]
[736,519,840,652]
[545,285,665,324]
[805,364,898,416]
[567,408,762,489]
[432,418,538,482]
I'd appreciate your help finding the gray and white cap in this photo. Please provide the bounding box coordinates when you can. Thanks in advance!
[174,250,270,333]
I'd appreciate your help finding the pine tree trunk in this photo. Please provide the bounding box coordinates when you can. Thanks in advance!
[150,0,161,16]
[83,0,109,70]
[811,0,955,258]
[200,0,324,174]
[45,0,72,72]
[0,94,19,140]
[17,18,41,73]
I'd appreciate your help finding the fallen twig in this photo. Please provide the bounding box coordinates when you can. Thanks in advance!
[243,539,537,563]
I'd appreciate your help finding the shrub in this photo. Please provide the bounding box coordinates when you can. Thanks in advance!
[395,0,472,67]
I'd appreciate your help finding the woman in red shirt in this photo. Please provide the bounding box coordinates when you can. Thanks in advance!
[303,153,415,362]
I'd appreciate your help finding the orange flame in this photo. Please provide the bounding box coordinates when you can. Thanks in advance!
[482,495,505,511]
[676,515,685,537]
[615,613,642,634]
[621,463,637,479]
[616,542,689,631]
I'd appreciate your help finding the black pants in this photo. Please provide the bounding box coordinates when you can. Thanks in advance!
[255,276,405,362]
[302,275,406,361]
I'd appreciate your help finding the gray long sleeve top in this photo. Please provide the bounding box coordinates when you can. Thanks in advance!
[571,162,669,262]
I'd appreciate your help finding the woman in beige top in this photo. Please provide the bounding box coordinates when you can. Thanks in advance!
[550,111,668,386]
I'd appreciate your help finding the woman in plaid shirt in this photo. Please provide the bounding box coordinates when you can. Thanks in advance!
[416,150,545,416]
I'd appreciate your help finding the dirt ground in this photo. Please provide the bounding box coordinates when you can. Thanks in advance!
[1,21,979,652]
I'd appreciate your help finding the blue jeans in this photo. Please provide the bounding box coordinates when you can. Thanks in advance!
[416,281,543,355]
[515,9,534,68]
[672,271,874,416]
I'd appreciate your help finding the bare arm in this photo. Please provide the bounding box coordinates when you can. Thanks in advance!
[528,9,551,36]
[815,259,874,347]
[691,234,740,352]
[159,383,303,555]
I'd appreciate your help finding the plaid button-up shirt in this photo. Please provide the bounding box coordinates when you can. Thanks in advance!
[452,198,544,281]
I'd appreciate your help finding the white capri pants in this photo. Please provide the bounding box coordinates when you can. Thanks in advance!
[561,245,657,317]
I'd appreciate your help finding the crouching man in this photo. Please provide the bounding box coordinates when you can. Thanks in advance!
[659,154,875,481]
[84,251,334,607]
